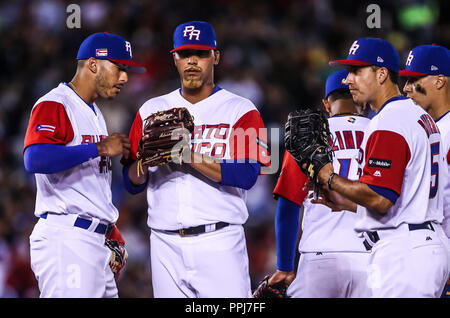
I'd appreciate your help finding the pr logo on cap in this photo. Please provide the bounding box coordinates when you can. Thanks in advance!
[329,37,400,72]
[171,21,217,53]
[405,51,414,66]
[349,41,360,55]
[183,26,201,40]
[399,44,450,77]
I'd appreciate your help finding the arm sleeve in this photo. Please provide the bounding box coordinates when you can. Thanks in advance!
[275,197,301,271]
[122,163,148,195]
[24,143,98,174]
[229,109,271,169]
[23,101,74,152]
[219,160,260,190]
[273,151,309,205]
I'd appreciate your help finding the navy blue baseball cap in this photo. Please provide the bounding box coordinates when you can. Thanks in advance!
[171,21,217,53]
[325,70,349,99]
[77,32,147,73]
[399,44,450,77]
[329,38,400,72]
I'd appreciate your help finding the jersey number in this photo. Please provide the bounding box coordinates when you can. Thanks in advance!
[332,158,352,212]
[430,142,440,198]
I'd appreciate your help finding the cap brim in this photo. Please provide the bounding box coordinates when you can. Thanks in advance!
[329,59,373,68]
[109,58,147,74]
[398,70,428,77]
[170,44,216,53]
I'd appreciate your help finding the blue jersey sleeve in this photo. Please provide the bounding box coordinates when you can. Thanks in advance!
[219,159,260,190]
[24,143,98,174]
[275,196,301,271]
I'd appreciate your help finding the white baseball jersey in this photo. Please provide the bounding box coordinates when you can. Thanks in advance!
[127,88,270,230]
[274,114,370,252]
[355,96,445,232]
[23,83,118,223]
[435,111,450,238]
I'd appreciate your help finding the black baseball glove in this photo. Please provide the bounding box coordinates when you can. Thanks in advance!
[285,108,333,187]
[253,275,288,298]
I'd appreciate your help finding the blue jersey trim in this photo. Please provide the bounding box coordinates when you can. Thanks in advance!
[435,110,450,123]
[178,85,222,98]
[64,82,97,115]
[376,95,408,116]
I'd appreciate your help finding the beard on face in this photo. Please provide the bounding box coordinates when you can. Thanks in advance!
[182,66,203,89]
[95,70,116,99]
[182,78,203,89]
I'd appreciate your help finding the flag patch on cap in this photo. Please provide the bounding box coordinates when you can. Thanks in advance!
[96,48,108,57]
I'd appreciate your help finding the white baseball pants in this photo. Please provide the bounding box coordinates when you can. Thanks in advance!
[150,224,252,298]
[29,216,117,298]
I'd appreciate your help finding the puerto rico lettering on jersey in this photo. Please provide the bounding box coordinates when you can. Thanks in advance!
[191,124,230,157]
[81,135,111,173]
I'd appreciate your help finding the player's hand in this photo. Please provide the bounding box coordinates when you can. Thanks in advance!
[268,270,296,287]
[304,182,357,212]
[96,133,130,157]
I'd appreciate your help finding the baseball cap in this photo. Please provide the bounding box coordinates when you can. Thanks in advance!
[325,70,349,99]
[399,44,450,77]
[171,21,217,53]
[77,32,147,73]
[329,37,400,72]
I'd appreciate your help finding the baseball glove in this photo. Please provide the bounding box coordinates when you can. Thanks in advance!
[136,107,195,176]
[253,275,288,298]
[105,225,128,280]
[285,108,333,186]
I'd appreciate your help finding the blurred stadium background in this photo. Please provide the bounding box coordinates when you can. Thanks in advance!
[0,0,448,297]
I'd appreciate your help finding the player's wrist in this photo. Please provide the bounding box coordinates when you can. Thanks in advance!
[328,172,338,190]
[318,163,333,185]
[96,142,107,157]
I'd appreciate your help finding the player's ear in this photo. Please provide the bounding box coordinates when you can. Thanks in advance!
[213,50,220,65]
[173,52,178,66]
[435,75,446,90]
[87,57,98,74]
[377,67,389,85]
[322,98,331,114]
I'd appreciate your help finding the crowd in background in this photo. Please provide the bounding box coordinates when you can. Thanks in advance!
[0,0,448,297]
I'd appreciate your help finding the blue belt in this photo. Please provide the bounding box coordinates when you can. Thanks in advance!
[363,221,435,251]
[41,213,113,235]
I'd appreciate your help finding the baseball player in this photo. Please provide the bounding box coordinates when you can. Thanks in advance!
[122,21,270,298]
[270,70,371,297]
[309,37,449,297]
[23,33,146,297]
[399,44,450,297]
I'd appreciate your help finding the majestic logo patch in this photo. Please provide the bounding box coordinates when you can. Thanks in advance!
[368,158,391,168]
